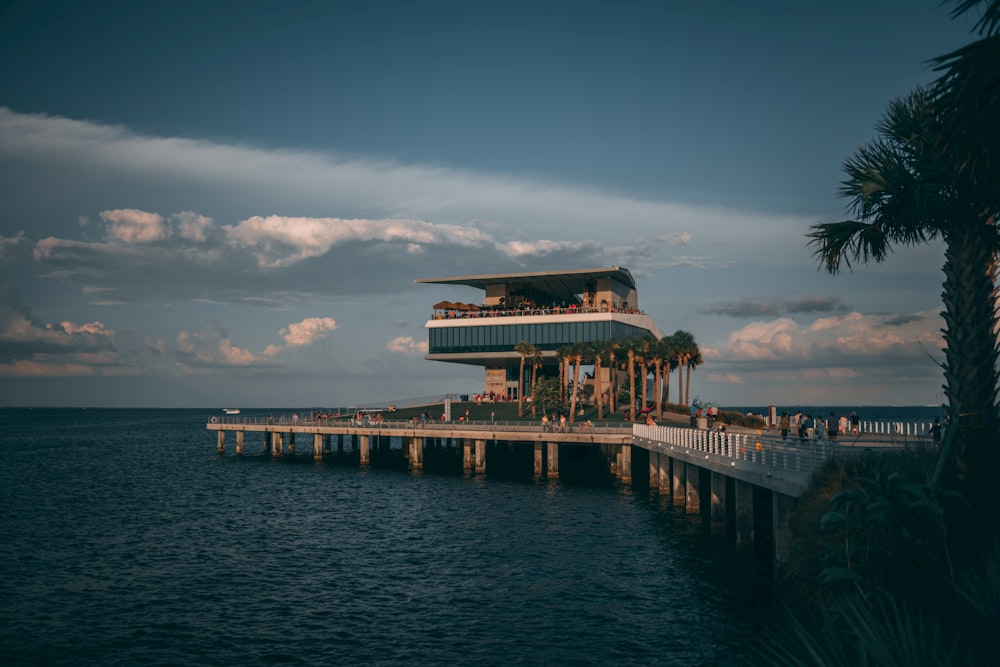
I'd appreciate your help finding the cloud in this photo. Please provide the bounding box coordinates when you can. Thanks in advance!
[280,317,339,347]
[100,209,167,243]
[700,295,850,318]
[386,336,428,354]
[711,310,943,366]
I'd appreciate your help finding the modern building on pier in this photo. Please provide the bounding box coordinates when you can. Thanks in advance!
[416,266,664,399]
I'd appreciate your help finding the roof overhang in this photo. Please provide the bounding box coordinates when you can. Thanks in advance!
[415,266,635,301]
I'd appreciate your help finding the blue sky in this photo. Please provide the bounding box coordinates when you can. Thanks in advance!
[0,0,981,408]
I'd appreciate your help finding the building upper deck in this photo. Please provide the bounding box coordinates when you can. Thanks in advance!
[416,266,641,314]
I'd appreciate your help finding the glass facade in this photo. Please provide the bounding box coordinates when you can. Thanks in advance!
[428,320,654,355]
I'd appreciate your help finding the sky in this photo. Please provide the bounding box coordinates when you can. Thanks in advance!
[0,0,983,408]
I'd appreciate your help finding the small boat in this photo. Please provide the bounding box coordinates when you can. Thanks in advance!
[223,408,241,415]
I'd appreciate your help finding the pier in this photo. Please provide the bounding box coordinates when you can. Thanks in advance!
[208,414,932,565]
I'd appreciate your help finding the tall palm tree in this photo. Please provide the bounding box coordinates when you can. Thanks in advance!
[636,337,652,418]
[529,346,544,418]
[567,342,589,423]
[514,340,535,418]
[617,337,641,421]
[670,330,696,407]
[684,349,702,408]
[590,340,613,420]
[607,340,620,414]
[648,337,670,420]
[807,88,1000,500]
[931,0,1000,205]
[657,336,677,414]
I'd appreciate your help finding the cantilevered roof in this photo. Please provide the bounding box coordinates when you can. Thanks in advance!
[415,266,635,301]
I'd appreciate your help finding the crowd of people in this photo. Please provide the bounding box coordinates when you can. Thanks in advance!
[433,303,644,320]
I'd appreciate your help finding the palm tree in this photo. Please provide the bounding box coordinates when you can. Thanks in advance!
[617,337,642,421]
[567,342,589,423]
[931,0,1000,205]
[807,88,1000,501]
[514,340,535,418]
[670,330,697,407]
[684,349,702,408]
[529,346,544,418]
[590,340,613,420]
[648,337,671,421]
[607,340,619,414]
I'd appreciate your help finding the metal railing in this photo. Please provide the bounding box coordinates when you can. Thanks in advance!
[209,414,632,436]
[633,423,936,478]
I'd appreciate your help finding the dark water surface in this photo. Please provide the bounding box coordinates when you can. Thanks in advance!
[1,409,770,666]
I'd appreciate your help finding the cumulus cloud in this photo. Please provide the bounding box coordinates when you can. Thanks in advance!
[700,295,850,318]
[0,284,121,377]
[100,209,167,243]
[386,336,428,354]
[280,317,339,347]
[713,310,943,365]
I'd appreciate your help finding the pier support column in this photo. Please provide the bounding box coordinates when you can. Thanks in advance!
[217,430,225,455]
[264,431,272,455]
[273,432,284,457]
[546,442,559,479]
[411,437,424,470]
[360,435,370,466]
[734,480,754,550]
[649,452,659,490]
[658,454,670,495]
[474,439,486,474]
[337,434,344,454]
[313,434,323,461]
[401,436,412,465]
[772,492,795,565]
[235,431,244,456]
[684,462,700,514]
[672,458,685,507]
[710,471,727,534]
[620,444,632,485]
[323,434,331,454]
[288,432,295,455]
[534,442,543,476]
[462,439,472,472]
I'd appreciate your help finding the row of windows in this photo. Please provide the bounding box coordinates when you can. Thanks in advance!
[428,321,653,354]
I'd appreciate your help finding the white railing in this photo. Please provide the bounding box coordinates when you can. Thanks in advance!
[633,424,932,478]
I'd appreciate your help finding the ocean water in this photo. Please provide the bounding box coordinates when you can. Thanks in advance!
[0,408,771,666]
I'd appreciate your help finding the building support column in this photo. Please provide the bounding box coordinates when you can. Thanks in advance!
[474,439,486,474]
[313,433,323,461]
[235,430,244,456]
[217,430,225,455]
[534,442,543,476]
[546,442,559,479]
[359,435,370,466]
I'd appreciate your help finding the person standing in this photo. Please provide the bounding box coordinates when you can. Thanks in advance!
[779,413,790,441]
[827,412,839,440]
[930,418,943,448]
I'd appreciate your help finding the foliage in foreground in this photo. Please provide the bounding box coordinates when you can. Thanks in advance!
[758,449,1000,666]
